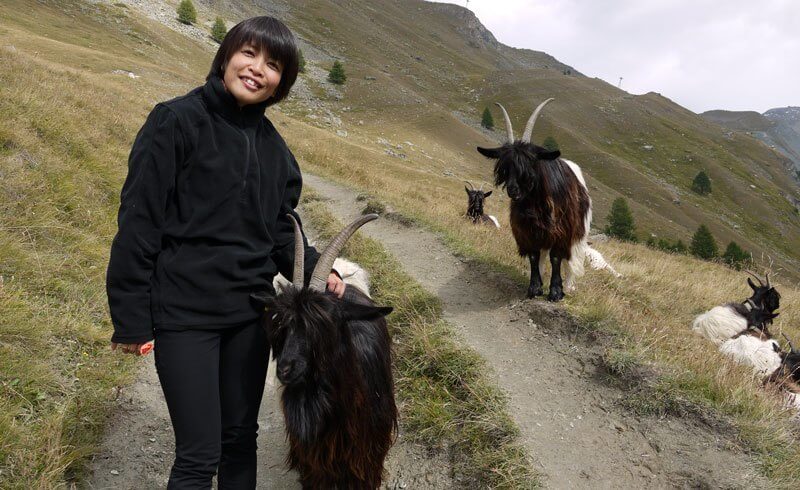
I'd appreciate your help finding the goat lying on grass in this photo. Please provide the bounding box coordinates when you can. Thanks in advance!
[464,181,500,228]
[477,99,592,301]
[254,214,397,489]
[692,272,780,345]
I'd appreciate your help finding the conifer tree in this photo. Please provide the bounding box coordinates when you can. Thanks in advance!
[298,49,306,73]
[328,60,347,85]
[691,170,712,195]
[211,17,227,43]
[542,136,560,152]
[690,224,718,259]
[673,240,688,254]
[605,197,636,242]
[481,107,494,130]
[177,0,197,25]
[722,241,751,269]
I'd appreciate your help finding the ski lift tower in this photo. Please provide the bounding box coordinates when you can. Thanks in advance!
[618,77,623,89]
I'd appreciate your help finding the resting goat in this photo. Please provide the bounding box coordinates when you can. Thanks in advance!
[477,99,591,301]
[718,308,781,378]
[255,214,397,489]
[464,181,500,228]
[692,272,780,345]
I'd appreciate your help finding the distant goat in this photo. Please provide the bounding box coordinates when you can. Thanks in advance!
[255,214,397,489]
[464,181,500,228]
[692,271,780,345]
[477,99,591,301]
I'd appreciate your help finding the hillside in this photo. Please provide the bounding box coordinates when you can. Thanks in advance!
[703,107,800,179]
[3,0,800,487]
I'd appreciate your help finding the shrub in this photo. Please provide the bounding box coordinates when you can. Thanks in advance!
[690,224,718,260]
[211,16,227,43]
[480,107,494,130]
[722,241,752,269]
[542,136,560,152]
[691,170,712,195]
[176,0,197,25]
[605,197,636,242]
[328,60,347,85]
[298,48,306,73]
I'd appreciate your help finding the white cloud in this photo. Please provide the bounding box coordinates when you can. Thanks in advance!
[428,0,800,113]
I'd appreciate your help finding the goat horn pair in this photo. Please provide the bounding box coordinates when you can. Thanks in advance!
[464,180,475,190]
[494,98,555,144]
[288,213,378,292]
[745,270,765,287]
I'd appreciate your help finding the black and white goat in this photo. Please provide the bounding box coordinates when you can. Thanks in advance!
[255,214,397,489]
[477,99,592,301]
[692,272,781,345]
[464,181,500,228]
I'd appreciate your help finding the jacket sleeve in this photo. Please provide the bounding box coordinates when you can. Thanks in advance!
[106,105,182,344]
[271,153,321,286]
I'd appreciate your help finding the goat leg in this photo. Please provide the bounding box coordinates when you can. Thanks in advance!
[527,251,544,298]
[547,255,565,302]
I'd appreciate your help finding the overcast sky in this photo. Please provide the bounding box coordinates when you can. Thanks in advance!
[428,0,799,114]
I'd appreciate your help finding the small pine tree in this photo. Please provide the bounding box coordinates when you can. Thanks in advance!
[605,197,636,242]
[298,49,306,73]
[327,60,347,85]
[690,224,718,260]
[481,107,494,130]
[542,136,560,152]
[691,170,712,195]
[673,240,688,254]
[176,0,197,25]
[211,17,227,43]
[722,241,752,269]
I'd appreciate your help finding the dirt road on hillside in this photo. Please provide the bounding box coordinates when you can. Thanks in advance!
[302,173,769,489]
[87,172,768,489]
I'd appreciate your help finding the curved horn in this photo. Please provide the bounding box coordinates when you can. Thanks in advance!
[308,214,379,292]
[494,102,514,142]
[464,180,474,190]
[521,97,554,143]
[745,270,765,287]
[766,272,771,288]
[286,214,305,289]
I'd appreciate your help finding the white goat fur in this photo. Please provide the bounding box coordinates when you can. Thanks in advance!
[272,257,371,298]
[691,305,747,345]
[719,335,781,378]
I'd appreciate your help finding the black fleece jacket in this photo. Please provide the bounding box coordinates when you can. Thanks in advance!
[107,76,320,344]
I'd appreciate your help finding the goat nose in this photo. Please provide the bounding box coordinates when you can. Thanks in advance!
[278,360,293,377]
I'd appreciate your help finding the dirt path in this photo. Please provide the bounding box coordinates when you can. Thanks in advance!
[302,173,770,489]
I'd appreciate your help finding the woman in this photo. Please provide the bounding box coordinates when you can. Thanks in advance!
[106,16,344,489]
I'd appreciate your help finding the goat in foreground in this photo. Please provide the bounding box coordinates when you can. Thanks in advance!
[255,214,397,489]
[477,99,591,301]
[464,181,500,228]
[692,272,780,345]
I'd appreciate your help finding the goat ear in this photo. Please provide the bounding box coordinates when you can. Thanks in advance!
[538,149,561,160]
[477,146,502,159]
[747,278,758,291]
[342,304,393,322]
[484,190,492,198]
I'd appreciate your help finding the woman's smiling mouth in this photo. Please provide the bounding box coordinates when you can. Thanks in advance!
[240,76,262,91]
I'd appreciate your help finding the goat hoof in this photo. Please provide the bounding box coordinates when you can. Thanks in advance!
[527,287,544,298]
[547,290,564,302]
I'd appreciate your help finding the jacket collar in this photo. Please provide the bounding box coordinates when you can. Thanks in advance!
[202,75,269,126]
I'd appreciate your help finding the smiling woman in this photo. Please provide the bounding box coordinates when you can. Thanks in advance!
[104,15,344,489]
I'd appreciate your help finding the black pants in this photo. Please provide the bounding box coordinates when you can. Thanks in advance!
[154,321,270,489]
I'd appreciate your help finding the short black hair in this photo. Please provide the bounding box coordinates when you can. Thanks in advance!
[207,16,299,107]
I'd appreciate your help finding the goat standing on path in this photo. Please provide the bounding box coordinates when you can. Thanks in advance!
[477,99,592,301]
[254,214,397,489]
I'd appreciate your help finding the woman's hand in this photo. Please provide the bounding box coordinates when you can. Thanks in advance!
[111,342,151,355]
[326,271,346,298]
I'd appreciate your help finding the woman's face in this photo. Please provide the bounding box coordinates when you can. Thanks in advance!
[223,43,282,106]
